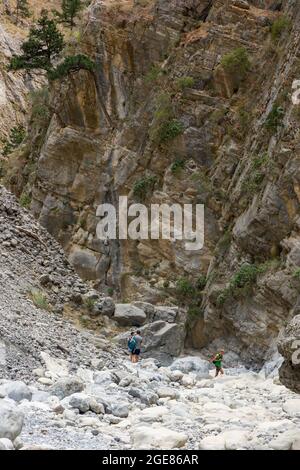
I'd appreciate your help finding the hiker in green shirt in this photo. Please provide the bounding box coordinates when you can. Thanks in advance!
[211,349,224,377]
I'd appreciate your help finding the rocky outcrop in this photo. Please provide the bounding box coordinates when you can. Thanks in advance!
[278,315,300,393]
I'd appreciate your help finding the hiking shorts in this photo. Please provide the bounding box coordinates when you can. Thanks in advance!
[133,349,141,355]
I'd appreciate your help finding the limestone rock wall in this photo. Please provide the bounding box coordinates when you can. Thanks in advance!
[3,0,300,378]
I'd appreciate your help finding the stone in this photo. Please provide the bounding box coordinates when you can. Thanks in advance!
[0,438,14,450]
[40,352,69,378]
[283,399,300,416]
[157,387,178,399]
[0,381,32,402]
[0,401,24,440]
[170,356,210,377]
[199,435,225,450]
[50,377,84,399]
[132,426,188,449]
[69,393,90,413]
[92,297,115,317]
[113,304,146,326]
[111,404,129,418]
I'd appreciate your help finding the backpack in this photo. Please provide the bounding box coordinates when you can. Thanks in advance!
[128,337,136,352]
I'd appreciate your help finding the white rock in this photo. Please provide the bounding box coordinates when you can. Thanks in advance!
[40,352,69,379]
[269,430,300,450]
[157,387,178,399]
[0,401,24,440]
[37,377,53,386]
[132,426,188,449]
[0,438,14,450]
[199,435,225,450]
[283,399,300,416]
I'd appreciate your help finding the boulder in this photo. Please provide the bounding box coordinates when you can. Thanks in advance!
[278,315,300,393]
[0,381,32,402]
[0,401,24,441]
[157,387,178,399]
[69,393,90,413]
[92,297,115,317]
[170,356,210,377]
[113,304,146,326]
[0,438,14,450]
[50,376,84,399]
[128,387,158,406]
[115,320,185,361]
[131,426,188,449]
[283,399,300,416]
[111,403,129,418]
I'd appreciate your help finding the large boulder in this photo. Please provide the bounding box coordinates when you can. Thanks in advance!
[131,426,188,449]
[0,401,24,441]
[92,297,115,317]
[50,376,85,399]
[113,304,146,326]
[0,381,32,402]
[170,356,210,377]
[278,315,300,393]
[115,320,185,362]
[69,393,90,413]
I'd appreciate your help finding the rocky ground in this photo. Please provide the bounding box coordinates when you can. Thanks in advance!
[1,356,300,450]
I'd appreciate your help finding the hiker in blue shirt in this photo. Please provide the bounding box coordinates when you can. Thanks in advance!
[127,332,136,362]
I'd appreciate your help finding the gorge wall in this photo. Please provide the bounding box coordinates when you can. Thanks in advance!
[1,0,300,383]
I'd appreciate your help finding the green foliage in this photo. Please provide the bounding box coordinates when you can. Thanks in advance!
[154,119,184,144]
[176,76,195,90]
[176,277,196,298]
[271,16,291,41]
[216,263,263,307]
[230,263,259,290]
[31,289,50,311]
[84,297,96,311]
[171,158,185,174]
[107,287,114,296]
[9,10,65,72]
[242,170,264,194]
[2,125,26,156]
[133,175,157,200]
[217,229,232,254]
[196,275,207,291]
[293,268,300,279]
[15,0,30,21]
[19,192,31,209]
[48,54,95,80]
[221,47,250,78]
[265,104,284,132]
[53,0,83,29]
[144,65,163,83]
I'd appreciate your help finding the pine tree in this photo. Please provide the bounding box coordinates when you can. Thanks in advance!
[53,0,83,30]
[15,0,30,22]
[9,10,65,72]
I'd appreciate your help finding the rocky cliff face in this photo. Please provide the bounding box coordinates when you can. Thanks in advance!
[2,0,300,383]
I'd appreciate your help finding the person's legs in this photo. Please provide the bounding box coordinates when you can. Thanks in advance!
[215,366,220,377]
[220,367,224,375]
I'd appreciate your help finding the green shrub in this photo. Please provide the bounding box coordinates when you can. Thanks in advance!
[171,158,185,174]
[2,125,26,156]
[31,289,50,311]
[107,287,114,296]
[221,47,250,78]
[216,287,231,307]
[176,277,196,298]
[176,76,195,90]
[84,297,96,311]
[271,16,291,41]
[265,104,284,132]
[48,54,95,80]
[196,275,207,291]
[154,119,184,144]
[133,175,157,200]
[293,268,300,279]
[230,263,259,290]
[19,192,31,209]
[242,170,264,194]
[145,65,163,83]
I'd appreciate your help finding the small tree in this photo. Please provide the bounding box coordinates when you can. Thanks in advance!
[53,0,83,30]
[9,10,65,72]
[15,0,30,22]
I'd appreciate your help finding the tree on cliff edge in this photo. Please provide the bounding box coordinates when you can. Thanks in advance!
[9,10,65,72]
[53,0,83,30]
